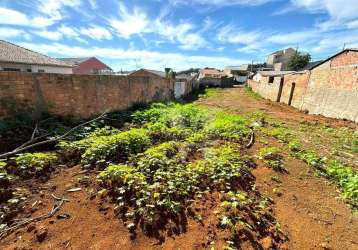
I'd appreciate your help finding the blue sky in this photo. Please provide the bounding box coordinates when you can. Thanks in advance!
[0,0,357,71]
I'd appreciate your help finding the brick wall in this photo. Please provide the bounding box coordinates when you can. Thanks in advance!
[247,50,358,123]
[280,71,310,109]
[301,60,358,122]
[248,76,283,102]
[0,72,174,119]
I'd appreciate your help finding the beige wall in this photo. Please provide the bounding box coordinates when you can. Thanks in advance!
[0,62,72,74]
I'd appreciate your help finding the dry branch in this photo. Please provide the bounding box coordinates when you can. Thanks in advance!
[246,129,255,148]
[0,112,107,159]
[0,194,69,240]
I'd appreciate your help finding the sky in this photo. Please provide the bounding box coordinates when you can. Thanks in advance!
[0,0,357,71]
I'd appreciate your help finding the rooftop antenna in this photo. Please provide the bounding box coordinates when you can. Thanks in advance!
[133,59,139,70]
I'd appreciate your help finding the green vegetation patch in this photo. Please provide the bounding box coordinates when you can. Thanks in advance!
[205,112,251,142]
[258,147,285,171]
[244,86,262,100]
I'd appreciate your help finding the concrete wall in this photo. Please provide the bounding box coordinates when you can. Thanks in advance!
[0,71,174,119]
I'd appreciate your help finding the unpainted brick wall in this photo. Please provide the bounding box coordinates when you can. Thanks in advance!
[248,50,358,123]
[0,72,174,119]
[281,71,310,110]
[248,76,283,102]
[301,62,358,122]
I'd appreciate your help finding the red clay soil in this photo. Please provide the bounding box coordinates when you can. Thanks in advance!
[1,87,358,250]
[249,138,358,250]
[0,166,229,250]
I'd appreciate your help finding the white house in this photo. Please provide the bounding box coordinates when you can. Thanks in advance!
[0,40,73,74]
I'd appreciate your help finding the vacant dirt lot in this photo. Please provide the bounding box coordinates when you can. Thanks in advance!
[1,87,357,250]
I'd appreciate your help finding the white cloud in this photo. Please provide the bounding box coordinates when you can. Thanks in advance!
[108,3,207,50]
[18,42,248,71]
[0,27,27,39]
[0,7,56,28]
[266,30,318,44]
[153,20,207,50]
[88,0,97,9]
[36,0,82,20]
[290,0,358,21]
[218,25,263,45]
[33,30,64,41]
[80,25,112,40]
[170,0,276,7]
[109,3,149,38]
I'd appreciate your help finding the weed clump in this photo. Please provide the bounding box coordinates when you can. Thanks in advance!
[258,147,285,171]
[205,112,251,142]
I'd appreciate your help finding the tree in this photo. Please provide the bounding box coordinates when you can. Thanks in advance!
[287,52,311,71]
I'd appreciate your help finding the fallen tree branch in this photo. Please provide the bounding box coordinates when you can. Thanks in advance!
[0,194,69,240]
[246,129,255,148]
[0,112,107,159]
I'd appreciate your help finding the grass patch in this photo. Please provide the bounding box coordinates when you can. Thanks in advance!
[244,86,262,100]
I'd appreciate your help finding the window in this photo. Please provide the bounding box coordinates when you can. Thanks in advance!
[268,76,274,83]
[3,68,20,72]
[27,69,32,72]
[38,69,45,73]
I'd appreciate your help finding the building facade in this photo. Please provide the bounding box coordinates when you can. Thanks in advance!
[267,48,296,71]
[0,40,72,74]
[59,57,113,75]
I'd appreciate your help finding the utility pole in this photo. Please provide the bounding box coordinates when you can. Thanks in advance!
[342,43,346,50]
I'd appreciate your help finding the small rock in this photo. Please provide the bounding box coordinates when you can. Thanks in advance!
[99,204,110,212]
[36,226,48,242]
[319,242,332,250]
[57,213,71,220]
[260,237,273,250]
[27,224,36,232]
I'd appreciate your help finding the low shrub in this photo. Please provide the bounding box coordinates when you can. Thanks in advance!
[258,147,285,171]
[205,112,250,142]
[81,128,151,168]
[97,143,253,235]
[0,153,58,179]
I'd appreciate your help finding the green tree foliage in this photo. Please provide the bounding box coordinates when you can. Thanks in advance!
[287,52,311,71]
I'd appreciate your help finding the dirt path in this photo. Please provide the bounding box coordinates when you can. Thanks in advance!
[197,87,357,129]
[199,87,358,250]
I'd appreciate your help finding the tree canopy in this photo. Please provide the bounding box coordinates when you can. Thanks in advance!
[287,52,311,71]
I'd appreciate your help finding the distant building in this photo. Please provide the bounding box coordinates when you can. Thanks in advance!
[267,48,296,71]
[59,57,112,75]
[175,73,198,99]
[129,69,167,78]
[198,68,226,79]
[224,65,249,84]
[198,68,232,87]
[0,40,72,74]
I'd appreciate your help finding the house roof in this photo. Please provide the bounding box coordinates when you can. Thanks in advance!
[256,71,295,77]
[200,68,225,75]
[0,40,72,67]
[129,69,166,78]
[58,57,91,66]
[226,64,249,71]
[309,49,358,70]
[145,69,166,78]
